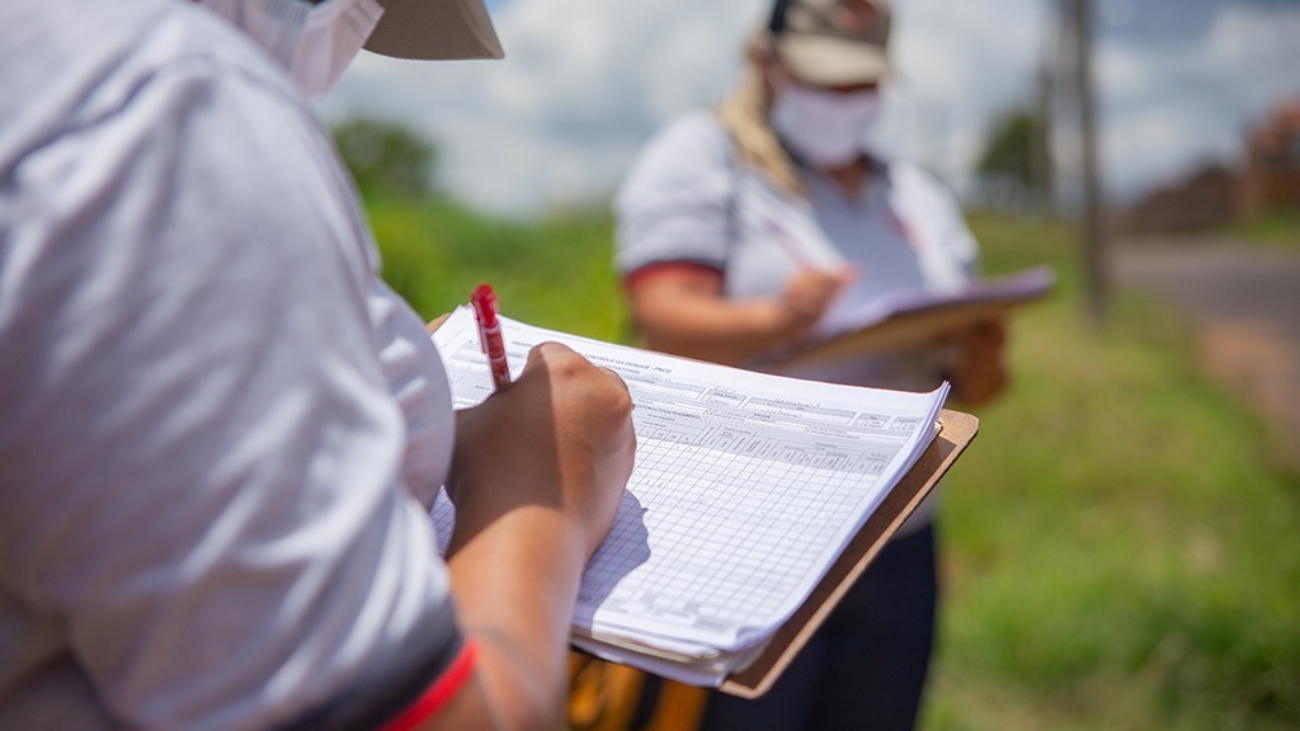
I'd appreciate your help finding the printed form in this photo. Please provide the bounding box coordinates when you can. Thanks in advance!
[430,307,947,683]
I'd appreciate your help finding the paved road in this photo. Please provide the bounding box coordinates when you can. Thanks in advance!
[1113,236,1300,468]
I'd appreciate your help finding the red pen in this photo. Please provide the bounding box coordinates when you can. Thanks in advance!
[470,283,512,391]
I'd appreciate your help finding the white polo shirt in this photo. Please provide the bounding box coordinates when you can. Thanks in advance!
[615,110,982,530]
[616,109,980,388]
[0,1,464,729]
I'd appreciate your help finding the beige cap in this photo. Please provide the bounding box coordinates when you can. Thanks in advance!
[364,0,505,61]
[768,0,892,86]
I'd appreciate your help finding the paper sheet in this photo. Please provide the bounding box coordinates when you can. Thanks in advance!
[817,265,1055,339]
[430,307,946,680]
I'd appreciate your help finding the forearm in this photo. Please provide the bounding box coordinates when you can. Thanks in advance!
[628,264,852,366]
[421,346,634,730]
[635,289,793,366]
[440,505,589,730]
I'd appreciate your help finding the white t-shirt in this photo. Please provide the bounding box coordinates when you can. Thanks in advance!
[615,110,982,529]
[0,2,462,730]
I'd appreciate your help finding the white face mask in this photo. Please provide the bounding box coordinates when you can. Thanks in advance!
[770,84,881,168]
[199,0,383,101]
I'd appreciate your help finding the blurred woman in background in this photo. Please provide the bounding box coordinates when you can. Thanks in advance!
[613,0,1008,728]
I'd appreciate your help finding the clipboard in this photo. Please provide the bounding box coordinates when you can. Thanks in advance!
[718,409,979,698]
[430,308,979,696]
[765,267,1054,370]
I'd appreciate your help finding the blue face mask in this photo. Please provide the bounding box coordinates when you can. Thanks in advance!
[198,0,383,100]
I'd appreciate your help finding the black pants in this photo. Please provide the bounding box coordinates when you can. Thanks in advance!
[700,522,939,731]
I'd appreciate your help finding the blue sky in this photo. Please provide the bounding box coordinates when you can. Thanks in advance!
[320,0,1300,217]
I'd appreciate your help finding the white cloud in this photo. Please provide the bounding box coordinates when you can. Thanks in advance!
[319,0,1299,216]
[875,0,1046,181]
[1094,3,1300,201]
[322,0,766,215]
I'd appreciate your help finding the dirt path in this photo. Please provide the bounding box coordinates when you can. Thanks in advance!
[1113,236,1300,470]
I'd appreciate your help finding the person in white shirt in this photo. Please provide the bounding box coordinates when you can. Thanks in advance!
[614,0,1007,728]
[0,1,635,730]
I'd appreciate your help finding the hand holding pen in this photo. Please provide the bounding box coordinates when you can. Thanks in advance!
[778,266,856,335]
[450,284,636,561]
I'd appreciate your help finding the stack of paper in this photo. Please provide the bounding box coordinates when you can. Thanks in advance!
[818,265,1055,338]
[759,266,1055,369]
[429,307,947,686]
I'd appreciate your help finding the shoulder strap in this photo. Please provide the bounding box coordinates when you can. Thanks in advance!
[718,117,743,263]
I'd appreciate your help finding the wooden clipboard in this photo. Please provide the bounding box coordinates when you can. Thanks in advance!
[764,268,1054,370]
[718,408,980,698]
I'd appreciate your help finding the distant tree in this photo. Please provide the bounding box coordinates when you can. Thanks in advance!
[978,111,1035,185]
[332,117,436,198]
[975,107,1052,212]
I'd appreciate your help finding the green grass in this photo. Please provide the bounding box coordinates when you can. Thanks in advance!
[1218,208,1300,253]
[367,193,628,341]
[367,195,1300,730]
[929,213,1300,731]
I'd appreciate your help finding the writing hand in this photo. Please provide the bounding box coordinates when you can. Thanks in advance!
[447,342,636,559]
[776,265,856,339]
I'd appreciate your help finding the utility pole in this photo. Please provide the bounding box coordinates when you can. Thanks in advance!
[1035,26,1056,216]
[1069,0,1107,326]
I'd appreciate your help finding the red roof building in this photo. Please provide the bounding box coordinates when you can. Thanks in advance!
[1241,98,1300,216]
